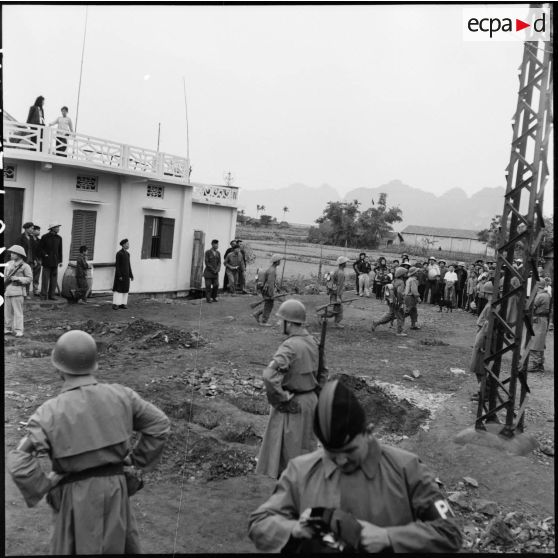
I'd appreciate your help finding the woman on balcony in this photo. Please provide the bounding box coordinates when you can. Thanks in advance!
[26,96,45,145]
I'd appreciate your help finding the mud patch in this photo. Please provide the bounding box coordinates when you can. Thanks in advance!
[18,348,51,358]
[421,338,450,346]
[119,319,207,349]
[334,374,430,435]
[226,394,270,415]
[164,423,256,481]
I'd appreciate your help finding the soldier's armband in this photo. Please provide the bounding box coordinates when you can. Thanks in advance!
[418,498,455,521]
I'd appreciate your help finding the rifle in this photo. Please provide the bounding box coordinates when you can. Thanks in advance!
[315,297,360,314]
[249,292,291,309]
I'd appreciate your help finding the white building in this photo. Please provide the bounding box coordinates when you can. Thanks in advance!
[3,119,238,295]
[400,225,495,256]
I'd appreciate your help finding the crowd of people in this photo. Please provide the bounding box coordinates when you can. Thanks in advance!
[5,237,553,554]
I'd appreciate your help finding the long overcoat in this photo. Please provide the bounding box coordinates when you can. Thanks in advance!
[40,232,63,267]
[112,248,133,293]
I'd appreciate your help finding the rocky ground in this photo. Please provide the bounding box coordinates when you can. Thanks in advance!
[4,292,554,554]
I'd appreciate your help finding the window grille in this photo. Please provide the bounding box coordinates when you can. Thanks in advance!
[4,165,17,181]
[76,175,98,191]
[147,184,165,198]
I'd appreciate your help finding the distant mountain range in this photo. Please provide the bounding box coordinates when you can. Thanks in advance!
[237,179,505,231]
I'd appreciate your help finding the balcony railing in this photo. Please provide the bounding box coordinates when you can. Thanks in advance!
[3,120,191,182]
[191,183,239,206]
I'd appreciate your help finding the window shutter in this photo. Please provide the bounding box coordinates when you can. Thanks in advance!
[159,218,175,259]
[141,216,154,259]
[70,210,97,259]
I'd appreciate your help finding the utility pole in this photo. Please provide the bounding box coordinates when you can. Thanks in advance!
[475,5,552,436]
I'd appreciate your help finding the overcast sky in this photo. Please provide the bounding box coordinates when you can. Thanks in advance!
[3,3,553,209]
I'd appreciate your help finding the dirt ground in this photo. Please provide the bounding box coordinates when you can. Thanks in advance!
[4,292,554,554]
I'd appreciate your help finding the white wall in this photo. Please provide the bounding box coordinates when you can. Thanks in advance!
[6,157,236,293]
[191,203,237,285]
[404,233,491,255]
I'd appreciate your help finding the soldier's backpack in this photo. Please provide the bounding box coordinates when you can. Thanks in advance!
[255,268,266,293]
[383,283,395,304]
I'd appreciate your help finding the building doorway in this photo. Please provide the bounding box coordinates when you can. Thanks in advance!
[4,187,24,248]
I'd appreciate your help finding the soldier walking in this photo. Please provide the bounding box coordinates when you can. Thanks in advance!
[4,245,33,337]
[253,254,283,326]
[528,280,551,373]
[224,243,244,295]
[7,330,170,554]
[371,267,408,336]
[327,256,349,329]
[256,300,326,479]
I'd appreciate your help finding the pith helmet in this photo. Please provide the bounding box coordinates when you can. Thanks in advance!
[271,254,283,264]
[336,256,350,265]
[8,245,27,258]
[52,330,99,375]
[276,299,306,324]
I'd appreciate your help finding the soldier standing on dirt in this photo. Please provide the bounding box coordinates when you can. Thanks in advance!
[203,239,221,303]
[7,330,170,554]
[222,240,238,293]
[253,254,283,326]
[249,380,462,553]
[236,239,249,294]
[224,244,244,295]
[256,299,326,479]
[528,280,551,374]
[327,256,350,329]
[371,267,408,336]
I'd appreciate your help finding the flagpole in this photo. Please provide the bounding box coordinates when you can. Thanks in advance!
[75,5,88,132]
[182,77,190,163]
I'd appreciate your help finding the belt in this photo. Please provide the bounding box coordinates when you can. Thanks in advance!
[58,463,124,486]
[288,388,317,395]
[534,313,549,317]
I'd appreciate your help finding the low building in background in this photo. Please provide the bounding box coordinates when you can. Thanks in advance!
[3,118,238,295]
[400,225,494,256]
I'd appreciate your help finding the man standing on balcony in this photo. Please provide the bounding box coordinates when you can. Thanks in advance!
[49,106,74,157]
[112,239,134,310]
[39,224,63,301]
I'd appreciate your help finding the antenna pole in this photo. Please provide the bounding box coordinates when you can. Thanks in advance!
[182,77,190,162]
[75,6,88,132]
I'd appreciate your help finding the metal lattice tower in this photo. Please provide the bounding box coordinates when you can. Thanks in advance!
[475,6,553,435]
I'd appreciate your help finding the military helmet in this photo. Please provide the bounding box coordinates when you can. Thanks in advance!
[276,299,306,324]
[52,330,99,375]
[394,266,408,278]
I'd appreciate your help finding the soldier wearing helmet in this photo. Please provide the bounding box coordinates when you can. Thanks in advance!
[256,299,327,479]
[326,256,350,329]
[7,330,170,554]
[253,254,283,326]
[4,245,33,337]
[371,267,408,336]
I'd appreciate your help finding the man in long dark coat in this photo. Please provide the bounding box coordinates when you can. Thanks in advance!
[40,224,63,300]
[112,239,134,310]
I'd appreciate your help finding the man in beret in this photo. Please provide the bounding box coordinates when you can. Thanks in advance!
[249,380,462,553]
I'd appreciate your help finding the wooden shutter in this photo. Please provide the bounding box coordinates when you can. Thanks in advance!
[70,210,97,259]
[159,218,175,259]
[141,216,154,259]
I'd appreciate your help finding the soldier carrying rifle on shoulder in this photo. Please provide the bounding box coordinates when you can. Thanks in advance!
[252,253,285,327]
